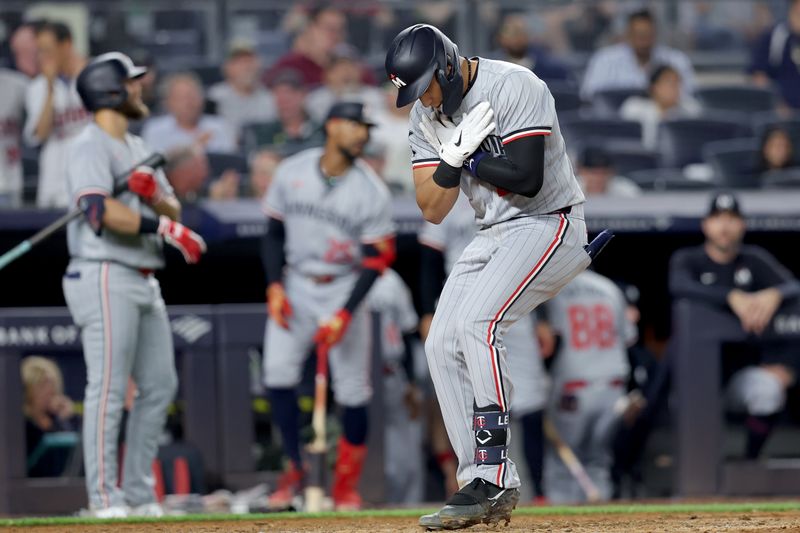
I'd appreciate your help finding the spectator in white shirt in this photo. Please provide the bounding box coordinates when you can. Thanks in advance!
[577,146,642,198]
[208,42,277,140]
[620,65,702,150]
[142,72,236,154]
[581,9,696,100]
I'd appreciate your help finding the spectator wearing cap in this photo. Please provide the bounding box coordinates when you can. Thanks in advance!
[243,69,323,156]
[576,146,641,197]
[620,65,702,150]
[669,192,800,459]
[208,43,277,140]
[305,44,386,124]
[581,9,695,100]
[750,0,800,110]
[142,72,237,154]
[491,12,573,83]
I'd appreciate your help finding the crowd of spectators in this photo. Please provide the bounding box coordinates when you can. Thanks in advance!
[1,2,800,208]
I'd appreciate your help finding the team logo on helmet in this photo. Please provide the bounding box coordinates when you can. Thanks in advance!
[389,74,406,89]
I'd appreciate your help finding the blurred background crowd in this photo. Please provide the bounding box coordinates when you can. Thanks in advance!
[1,0,800,208]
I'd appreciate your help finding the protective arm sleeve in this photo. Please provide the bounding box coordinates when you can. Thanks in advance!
[472,135,545,198]
[261,216,286,285]
[343,240,397,313]
[668,251,731,307]
[419,244,446,315]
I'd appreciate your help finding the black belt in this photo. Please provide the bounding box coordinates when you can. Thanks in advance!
[548,205,572,215]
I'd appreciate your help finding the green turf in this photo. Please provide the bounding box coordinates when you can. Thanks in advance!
[2,501,799,528]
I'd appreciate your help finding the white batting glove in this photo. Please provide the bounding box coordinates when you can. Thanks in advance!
[420,112,457,152]
[438,102,495,168]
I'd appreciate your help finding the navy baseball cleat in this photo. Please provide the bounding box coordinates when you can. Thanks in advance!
[584,229,615,262]
[419,478,520,530]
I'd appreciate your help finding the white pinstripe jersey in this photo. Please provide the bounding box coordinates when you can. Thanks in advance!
[408,57,584,227]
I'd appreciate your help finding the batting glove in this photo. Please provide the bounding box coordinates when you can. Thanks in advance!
[128,166,164,204]
[313,309,352,348]
[438,102,495,168]
[157,216,206,264]
[267,282,293,329]
[420,112,457,152]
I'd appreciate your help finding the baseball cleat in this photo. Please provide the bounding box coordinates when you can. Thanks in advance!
[419,478,520,530]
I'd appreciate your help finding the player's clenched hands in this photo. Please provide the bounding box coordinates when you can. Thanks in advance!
[157,216,206,264]
[313,309,352,347]
[437,102,495,168]
[128,166,164,204]
[267,282,293,329]
[420,112,457,152]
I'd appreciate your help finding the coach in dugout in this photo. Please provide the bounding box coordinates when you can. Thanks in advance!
[669,191,800,459]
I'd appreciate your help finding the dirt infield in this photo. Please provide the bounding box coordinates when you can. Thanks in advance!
[5,511,800,533]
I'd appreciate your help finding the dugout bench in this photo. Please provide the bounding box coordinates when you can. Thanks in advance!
[672,299,800,496]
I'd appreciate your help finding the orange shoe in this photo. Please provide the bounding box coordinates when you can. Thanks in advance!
[268,463,304,510]
[332,437,366,511]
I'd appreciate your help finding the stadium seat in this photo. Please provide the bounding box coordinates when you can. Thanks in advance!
[592,88,648,115]
[658,116,751,168]
[548,82,583,114]
[603,143,661,175]
[560,113,642,147]
[702,138,761,188]
[207,152,248,179]
[695,86,777,115]
[627,168,714,191]
[761,168,800,188]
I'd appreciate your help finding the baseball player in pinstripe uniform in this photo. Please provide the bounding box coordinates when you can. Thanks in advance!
[63,53,206,518]
[386,24,592,529]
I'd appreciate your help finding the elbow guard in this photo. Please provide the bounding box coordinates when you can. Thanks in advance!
[77,193,107,236]
[361,237,396,273]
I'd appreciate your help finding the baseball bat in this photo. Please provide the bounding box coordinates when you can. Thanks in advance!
[543,416,602,503]
[304,343,330,512]
[0,152,167,271]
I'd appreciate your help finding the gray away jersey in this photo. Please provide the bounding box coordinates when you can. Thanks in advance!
[66,123,174,269]
[545,270,635,383]
[366,268,419,363]
[263,147,396,278]
[408,57,584,227]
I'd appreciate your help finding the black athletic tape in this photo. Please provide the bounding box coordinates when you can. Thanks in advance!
[138,216,159,234]
[432,160,461,188]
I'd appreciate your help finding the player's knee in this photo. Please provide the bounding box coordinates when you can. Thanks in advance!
[745,371,786,416]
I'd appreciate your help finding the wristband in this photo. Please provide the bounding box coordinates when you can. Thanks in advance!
[432,160,462,189]
[464,151,489,176]
[138,216,159,234]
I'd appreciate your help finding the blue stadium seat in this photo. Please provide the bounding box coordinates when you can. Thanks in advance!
[695,86,777,115]
[592,88,648,115]
[207,152,248,180]
[548,82,583,114]
[702,138,761,188]
[603,143,661,175]
[560,112,642,147]
[761,168,800,188]
[658,115,751,168]
[627,168,714,191]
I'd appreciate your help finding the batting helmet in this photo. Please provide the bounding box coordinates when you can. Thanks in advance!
[385,24,463,115]
[76,52,147,112]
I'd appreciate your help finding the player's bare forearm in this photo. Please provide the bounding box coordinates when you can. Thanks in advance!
[102,198,146,235]
[151,195,181,221]
[33,88,56,142]
[414,166,459,224]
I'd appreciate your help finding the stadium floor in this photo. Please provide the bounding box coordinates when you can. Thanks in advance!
[2,502,800,532]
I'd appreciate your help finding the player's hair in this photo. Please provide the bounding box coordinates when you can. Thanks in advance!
[160,71,205,102]
[648,64,679,87]
[758,125,795,171]
[36,20,73,43]
[627,8,654,26]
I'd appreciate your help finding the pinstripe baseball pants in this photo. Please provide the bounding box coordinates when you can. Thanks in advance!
[424,205,590,489]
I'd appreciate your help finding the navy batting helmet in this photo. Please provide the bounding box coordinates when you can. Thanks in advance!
[76,52,147,112]
[385,24,463,115]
